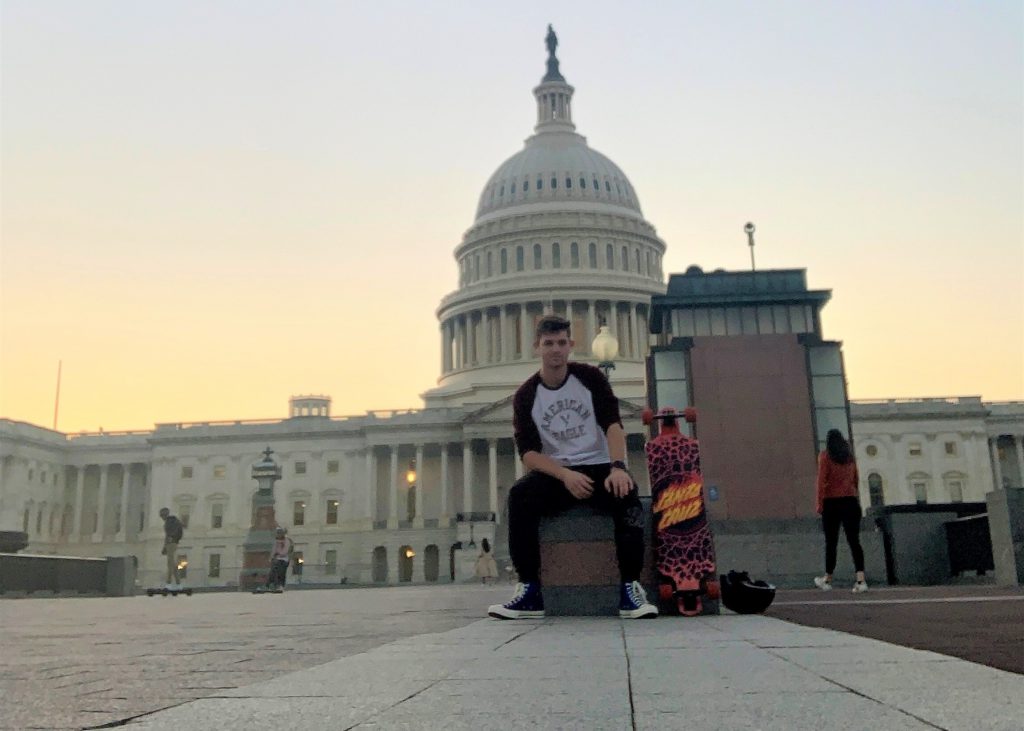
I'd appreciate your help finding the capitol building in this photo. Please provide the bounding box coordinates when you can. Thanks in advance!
[1,30,1022,588]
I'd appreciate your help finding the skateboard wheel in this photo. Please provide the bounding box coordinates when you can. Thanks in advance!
[658,584,674,602]
[641,408,654,425]
[683,407,697,424]
[706,580,720,600]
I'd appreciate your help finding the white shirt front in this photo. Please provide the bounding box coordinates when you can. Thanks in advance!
[530,374,610,466]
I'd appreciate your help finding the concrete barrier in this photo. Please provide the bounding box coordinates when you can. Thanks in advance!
[0,553,138,597]
[987,488,1024,586]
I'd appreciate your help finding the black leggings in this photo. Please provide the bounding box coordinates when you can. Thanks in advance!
[507,464,646,584]
[822,496,865,574]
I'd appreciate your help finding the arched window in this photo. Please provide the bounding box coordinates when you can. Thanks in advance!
[536,177,543,190]
[621,246,628,270]
[474,255,480,281]
[522,179,529,192]
[606,244,614,269]
[552,242,561,268]
[635,249,641,273]
[486,251,493,277]
[868,473,884,508]
[499,184,504,196]
[645,251,652,276]
[588,242,598,268]
[510,182,516,195]
[516,246,525,271]
[533,244,542,269]
[500,249,508,274]
[605,180,611,192]
[565,176,572,189]
[579,177,586,189]
[570,242,580,268]
[551,176,557,189]
[593,177,599,192]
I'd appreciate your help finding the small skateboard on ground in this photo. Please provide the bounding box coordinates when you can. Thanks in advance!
[643,406,719,616]
[146,587,193,597]
[252,586,284,595]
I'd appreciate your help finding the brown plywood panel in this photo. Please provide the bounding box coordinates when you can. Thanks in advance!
[689,335,818,520]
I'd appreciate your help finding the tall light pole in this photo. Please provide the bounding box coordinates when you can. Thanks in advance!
[591,322,620,379]
[745,222,756,271]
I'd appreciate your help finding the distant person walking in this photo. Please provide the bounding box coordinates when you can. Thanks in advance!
[475,538,499,584]
[814,430,868,593]
[159,508,184,589]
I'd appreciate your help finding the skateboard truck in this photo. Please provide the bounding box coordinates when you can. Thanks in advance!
[642,407,697,427]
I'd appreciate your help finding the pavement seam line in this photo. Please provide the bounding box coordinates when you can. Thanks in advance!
[761,646,949,731]
[619,622,637,731]
[338,620,544,731]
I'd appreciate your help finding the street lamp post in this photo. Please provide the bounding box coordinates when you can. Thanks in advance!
[745,222,756,271]
[591,323,620,379]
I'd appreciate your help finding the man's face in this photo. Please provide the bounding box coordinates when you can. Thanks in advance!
[535,329,573,369]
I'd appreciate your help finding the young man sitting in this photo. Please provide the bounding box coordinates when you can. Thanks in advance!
[488,315,657,620]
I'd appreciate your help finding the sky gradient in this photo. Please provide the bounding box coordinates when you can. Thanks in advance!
[2,1,1022,433]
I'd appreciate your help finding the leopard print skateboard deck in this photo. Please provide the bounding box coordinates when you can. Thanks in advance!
[643,407,719,616]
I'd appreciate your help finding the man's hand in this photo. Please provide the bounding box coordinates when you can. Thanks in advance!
[560,468,594,499]
[604,467,633,498]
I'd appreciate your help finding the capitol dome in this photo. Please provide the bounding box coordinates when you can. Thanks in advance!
[475,133,644,221]
[424,26,668,410]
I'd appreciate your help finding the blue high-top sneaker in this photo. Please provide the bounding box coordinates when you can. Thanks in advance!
[619,580,658,619]
[488,582,545,619]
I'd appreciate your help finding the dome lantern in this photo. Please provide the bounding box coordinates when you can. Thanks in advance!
[533,25,576,134]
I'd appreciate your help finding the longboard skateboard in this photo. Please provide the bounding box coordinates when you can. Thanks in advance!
[643,406,719,616]
[146,587,193,597]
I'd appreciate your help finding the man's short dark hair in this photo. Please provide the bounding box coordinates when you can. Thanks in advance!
[535,314,571,341]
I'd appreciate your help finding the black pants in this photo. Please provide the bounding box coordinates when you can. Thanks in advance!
[267,559,288,587]
[507,464,645,584]
[822,496,865,574]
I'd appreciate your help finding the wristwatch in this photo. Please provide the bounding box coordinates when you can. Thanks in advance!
[610,460,627,471]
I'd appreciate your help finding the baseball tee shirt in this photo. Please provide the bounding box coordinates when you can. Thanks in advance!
[513,362,622,466]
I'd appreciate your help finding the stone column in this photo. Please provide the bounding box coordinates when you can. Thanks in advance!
[462,441,473,514]
[365,449,377,522]
[629,303,640,359]
[413,444,425,528]
[440,321,449,373]
[439,444,449,523]
[990,438,1005,490]
[520,303,532,358]
[388,447,399,528]
[93,464,109,541]
[71,466,85,541]
[1015,437,1024,488]
[587,300,597,355]
[488,439,499,524]
[501,305,511,363]
[117,464,131,540]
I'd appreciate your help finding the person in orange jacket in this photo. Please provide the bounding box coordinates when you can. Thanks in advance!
[814,429,868,593]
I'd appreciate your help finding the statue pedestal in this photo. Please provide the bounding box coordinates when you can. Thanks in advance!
[239,492,277,591]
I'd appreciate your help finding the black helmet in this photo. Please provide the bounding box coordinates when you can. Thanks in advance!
[720,570,776,614]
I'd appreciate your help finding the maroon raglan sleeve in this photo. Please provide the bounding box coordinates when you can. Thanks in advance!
[512,379,543,458]
[571,363,621,432]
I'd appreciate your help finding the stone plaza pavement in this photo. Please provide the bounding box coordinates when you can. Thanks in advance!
[2,585,1023,730]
